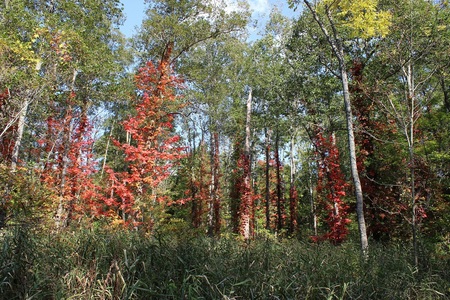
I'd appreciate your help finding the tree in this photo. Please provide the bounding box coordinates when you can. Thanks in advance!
[105,49,185,229]
[365,0,450,266]
[289,0,391,254]
[134,0,249,67]
[0,0,127,228]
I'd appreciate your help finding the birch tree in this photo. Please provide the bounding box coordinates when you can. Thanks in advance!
[289,0,391,254]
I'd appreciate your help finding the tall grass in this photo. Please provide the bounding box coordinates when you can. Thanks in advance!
[0,225,448,299]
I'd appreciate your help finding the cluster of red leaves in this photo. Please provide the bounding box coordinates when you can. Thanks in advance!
[255,158,284,231]
[350,59,426,241]
[38,92,102,222]
[104,55,185,229]
[65,113,103,218]
[0,88,15,161]
[229,145,259,238]
[312,130,351,244]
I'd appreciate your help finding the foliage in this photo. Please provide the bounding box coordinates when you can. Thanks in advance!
[313,130,351,243]
[0,164,55,228]
[104,52,185,230]
[289,0,391,39]
[1,1,450,297]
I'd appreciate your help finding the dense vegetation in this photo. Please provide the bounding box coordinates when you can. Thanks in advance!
[1,225,449,299]
[1,0,449,298]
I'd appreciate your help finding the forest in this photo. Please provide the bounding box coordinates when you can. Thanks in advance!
[0,0,449,298]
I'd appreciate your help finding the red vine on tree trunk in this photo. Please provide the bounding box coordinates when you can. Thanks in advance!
[312,130,351,244]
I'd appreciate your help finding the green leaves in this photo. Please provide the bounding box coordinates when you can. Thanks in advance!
[134,0,249,65]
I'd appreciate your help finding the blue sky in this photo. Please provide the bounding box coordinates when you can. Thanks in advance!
[119,0,296,38]
[120,0,147,37]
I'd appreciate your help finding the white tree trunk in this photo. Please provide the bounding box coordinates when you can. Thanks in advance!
[242,87,253,240]
[11,98,29,171]
[404,61,418,268]
[303,0,369,254]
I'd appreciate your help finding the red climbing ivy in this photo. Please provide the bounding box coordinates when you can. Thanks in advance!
[313,130,351,244]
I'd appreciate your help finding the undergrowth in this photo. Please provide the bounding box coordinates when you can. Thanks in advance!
[0,225,448,299]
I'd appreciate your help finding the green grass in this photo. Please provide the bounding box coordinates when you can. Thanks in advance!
[0,225,448,299]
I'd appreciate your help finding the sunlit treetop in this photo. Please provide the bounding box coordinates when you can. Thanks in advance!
[290,0,392,39]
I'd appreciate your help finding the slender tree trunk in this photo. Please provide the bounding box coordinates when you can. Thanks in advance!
[11,98,29,171]
[404,62,418,268]
[101,122,114,176]
[303,0,368,254]
[309,174,317,236]
[208,131,221,236]
[289,133,297,234]
[240,87,253,240]
[208,131,215,236]
[275,130,283,233]
[439,76,450,112]
[264,128,271,230]
[56,69,78,229]
[213,133,221,235]
[56,107,73,229]
[341,59,369,253]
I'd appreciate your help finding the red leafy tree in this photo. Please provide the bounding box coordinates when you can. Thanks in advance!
[65,111,103,220]
[104,51,185,230]
[38,92,101,226]
[312,129,351,244]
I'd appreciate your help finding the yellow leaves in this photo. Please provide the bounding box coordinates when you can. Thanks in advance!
[320,0,392,39]
[0,36,40,69]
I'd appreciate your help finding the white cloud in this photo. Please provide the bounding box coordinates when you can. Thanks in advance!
[219,0,271,15]
[249,0,270,14]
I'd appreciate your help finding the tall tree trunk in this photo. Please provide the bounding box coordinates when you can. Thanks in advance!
[439,76,450,112]
[101,122,114,176]
[341,57,368,253]
[229,137,242,234]
[303,0,368,254]
[55,106,73,229]
[213,133,221,235]
[240,87,253,240]
[309,174,317,236]
[289,133,297,235]
[264,128,271,230]
[404,61,418,268]
[275,130,283,233]
[208,131,221,236]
